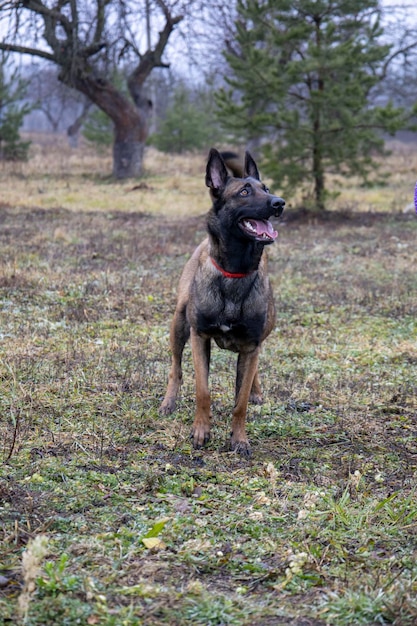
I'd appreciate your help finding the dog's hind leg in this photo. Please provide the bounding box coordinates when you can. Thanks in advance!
[159,306,190,415]
[232,349,260,457]
[190,328,212,448]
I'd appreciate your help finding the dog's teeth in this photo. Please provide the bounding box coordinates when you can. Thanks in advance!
[244,220,256,232]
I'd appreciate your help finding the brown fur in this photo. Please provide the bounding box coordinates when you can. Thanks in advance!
[160,149,285,456]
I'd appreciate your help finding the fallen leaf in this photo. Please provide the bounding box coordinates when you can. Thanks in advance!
[142,537,166,550]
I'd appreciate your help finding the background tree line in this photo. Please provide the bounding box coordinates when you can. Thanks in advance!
[0,0,416,209]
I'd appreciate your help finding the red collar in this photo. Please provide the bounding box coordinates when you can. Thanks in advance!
[210,257,253,279]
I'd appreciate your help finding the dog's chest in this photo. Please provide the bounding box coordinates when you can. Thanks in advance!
[191,277,268,351]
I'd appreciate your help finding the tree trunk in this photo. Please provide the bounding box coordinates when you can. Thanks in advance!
[111,98,151,179]
[313,149,325,210]
[113,137,145,179]
[311,95,325,211]
[68,75,151,179]
[67,100,91,148]
[312,100,325,209]
[312,15,325,210]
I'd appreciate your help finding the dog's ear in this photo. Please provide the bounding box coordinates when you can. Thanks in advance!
[206,148,229,195]
[244,152,260,180]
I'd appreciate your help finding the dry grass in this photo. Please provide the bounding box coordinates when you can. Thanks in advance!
[1,133,416,215]
[0,134,208,216]
[330,140,417,214]
[0,134,416,626]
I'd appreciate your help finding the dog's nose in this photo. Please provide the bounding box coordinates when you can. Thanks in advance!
[271,196,285,216]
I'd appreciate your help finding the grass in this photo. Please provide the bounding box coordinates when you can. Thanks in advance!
[0,133,416,625]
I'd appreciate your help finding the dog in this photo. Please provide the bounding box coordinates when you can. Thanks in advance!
[219,150,243,178]
[159,148,285,456]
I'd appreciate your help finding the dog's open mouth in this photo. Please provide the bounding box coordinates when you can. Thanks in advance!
[239,218,278,242]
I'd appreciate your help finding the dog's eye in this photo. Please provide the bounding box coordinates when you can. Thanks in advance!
[240,188,250,197]
[264,186,270,193]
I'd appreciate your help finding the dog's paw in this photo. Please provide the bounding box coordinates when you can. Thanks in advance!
[230,438,252,458]
[191,426,211,449]
[249,392,263,405]
[159,398,176,415]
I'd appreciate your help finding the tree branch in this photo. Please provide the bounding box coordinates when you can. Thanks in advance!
[127,6,183,105]
[21,0,72,33]
[0,42,55,61]
[94,0,111,45]
[380,39,417,79]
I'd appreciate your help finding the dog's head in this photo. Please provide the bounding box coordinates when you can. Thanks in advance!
[205,148,285,245]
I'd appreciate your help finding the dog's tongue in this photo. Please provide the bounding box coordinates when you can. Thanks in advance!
[247,219,278,240]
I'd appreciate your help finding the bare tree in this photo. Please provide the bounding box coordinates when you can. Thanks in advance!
[26,65,89,135]
[0,1,185,178]
[67,99,92,147]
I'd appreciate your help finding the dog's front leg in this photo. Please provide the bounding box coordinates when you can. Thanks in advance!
[160,306,189,415]
[190,328,212,448]
[231,348,260,457]
[249,370,263,405]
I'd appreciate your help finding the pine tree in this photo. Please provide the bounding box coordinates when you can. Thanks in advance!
[216,0,406,209]
[150,83,222,154]
[0,58,31,161]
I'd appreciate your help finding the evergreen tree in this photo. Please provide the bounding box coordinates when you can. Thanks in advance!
[216,0,407,209]
[0,57,31,161]
[150,82,222,154]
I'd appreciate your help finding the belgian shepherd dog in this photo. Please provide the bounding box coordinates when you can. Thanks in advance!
[160,148,285,456]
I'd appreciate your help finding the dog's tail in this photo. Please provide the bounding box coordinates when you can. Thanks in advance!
[220,151,243,178]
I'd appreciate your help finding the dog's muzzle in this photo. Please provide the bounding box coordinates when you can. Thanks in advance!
[270,196,285,217]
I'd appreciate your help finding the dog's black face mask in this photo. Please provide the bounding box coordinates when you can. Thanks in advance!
[231,179,284,245]
[205,149,285,246]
